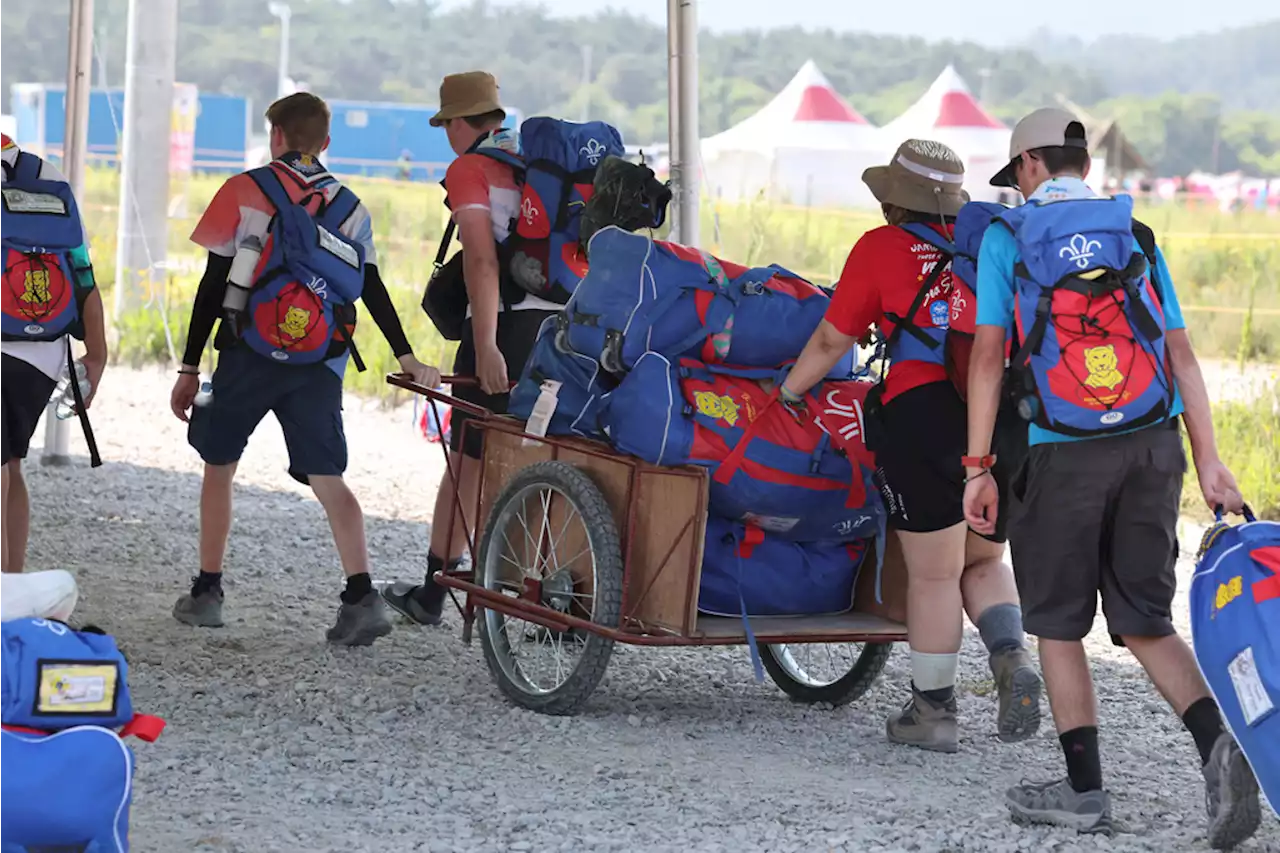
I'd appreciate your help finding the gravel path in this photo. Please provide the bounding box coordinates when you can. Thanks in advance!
[19,364,1279,853]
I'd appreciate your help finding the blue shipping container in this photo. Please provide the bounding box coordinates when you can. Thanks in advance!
[9,83,249,174]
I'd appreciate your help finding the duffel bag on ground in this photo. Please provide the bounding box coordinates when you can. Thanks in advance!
[1190,506,1280,817]
[508,314,618,439]
[2,724,137,852]
[698,517,870,617]
[564,226,853,377]
[604,352,882,542]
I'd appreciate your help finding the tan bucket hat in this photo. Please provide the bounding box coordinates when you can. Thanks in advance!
[863,139,969,217]
[429,71,506,127]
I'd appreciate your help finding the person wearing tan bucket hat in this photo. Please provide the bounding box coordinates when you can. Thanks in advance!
[779,138,1041,756]
[382,71,561,627]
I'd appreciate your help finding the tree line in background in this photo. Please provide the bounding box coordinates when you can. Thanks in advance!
[3,0,1278,176]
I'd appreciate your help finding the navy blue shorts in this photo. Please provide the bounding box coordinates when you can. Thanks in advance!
[188,345,346,485]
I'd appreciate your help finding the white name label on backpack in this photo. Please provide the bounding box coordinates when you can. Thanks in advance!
[2,188,67,215]
[37,663,120,714]
[316,224,360,268]
[1227,646,1275,726]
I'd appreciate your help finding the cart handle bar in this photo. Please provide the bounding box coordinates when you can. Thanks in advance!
[386,373,516,420]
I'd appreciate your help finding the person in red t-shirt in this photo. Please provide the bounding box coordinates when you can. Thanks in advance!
[780,140,1039,754]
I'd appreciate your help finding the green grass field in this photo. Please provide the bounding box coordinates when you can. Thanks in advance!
[78,166,1280,517]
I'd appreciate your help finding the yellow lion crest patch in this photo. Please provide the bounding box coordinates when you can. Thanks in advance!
[1083,344,1125,390]
[278,305,311,340]
[694,391,740,426]
[21,269,51,304]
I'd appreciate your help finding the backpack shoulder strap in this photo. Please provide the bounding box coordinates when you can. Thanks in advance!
[474,147,525,174]
[898,222,956,256]
[246,165,294,214]
[1130,217,1165,307]
[12,151,43,183]
[319,184,360,232]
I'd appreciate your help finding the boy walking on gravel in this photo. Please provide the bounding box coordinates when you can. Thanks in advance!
[381,71,559,625]
[964,107,1261,848]
[2,133,108,574]
[169,93,440,646]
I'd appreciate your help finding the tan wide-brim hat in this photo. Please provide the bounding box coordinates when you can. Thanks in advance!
[863,139,969,217]
[429,71,506,127]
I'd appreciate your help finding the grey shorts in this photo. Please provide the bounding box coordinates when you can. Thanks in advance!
[1008,418,1185,644]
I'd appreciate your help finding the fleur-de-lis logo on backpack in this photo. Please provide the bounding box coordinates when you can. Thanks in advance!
[579,139,606,166]
[521,196,538,226]
[1059,233,1102,269]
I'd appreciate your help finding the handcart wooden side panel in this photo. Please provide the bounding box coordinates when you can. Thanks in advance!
[478,421,709,637]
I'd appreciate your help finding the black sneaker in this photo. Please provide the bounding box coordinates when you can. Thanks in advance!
[173,578,224,628]
[1203,732,1261,850]
[325,590,393,647]
[381,580,445,626]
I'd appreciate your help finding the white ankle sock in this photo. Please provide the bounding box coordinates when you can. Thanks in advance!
[911,650,959,692]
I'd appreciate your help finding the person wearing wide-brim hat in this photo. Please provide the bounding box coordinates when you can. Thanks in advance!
[779,138,1041,755]
[383,71,561,628]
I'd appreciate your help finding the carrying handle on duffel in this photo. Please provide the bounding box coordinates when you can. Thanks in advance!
[1214,503,1257,524]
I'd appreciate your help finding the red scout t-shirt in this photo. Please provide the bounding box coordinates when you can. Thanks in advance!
[825,222,955,403]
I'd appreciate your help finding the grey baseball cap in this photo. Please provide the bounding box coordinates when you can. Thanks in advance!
[989,107,1089,188]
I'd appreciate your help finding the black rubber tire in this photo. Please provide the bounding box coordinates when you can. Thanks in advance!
[759,641,894,706]
[477,460,623,715]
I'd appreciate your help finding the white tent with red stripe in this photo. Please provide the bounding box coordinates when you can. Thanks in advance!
[700,60,886,209]
[880,65,1013,203]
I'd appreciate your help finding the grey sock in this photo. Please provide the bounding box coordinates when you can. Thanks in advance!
[976,602,1025,655]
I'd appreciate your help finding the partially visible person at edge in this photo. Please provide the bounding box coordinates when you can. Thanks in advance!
[381,72,559,625]
[1,133,108,575]
[963,107,1261,847]
[168,93,440,646]
[779,138,1042,755]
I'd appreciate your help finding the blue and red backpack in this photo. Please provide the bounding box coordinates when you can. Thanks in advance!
[999,195,1174,437]
[239,165,368,368]
[2,618,165,853]
[604,352,882,543]
[1190,506,1280,817]
[508,313,618,440]
[1,151,94,342]
[565,226,855,378]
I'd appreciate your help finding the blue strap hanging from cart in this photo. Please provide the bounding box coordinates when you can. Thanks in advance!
[730,523,767,683]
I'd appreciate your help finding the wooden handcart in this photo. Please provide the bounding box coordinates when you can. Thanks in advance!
[392,374,910,715]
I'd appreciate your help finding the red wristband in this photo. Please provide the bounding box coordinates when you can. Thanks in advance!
[961,454,997,470]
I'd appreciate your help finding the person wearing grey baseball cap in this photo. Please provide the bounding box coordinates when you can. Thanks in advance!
[963,108,1261,847]
[779,138,1042,757]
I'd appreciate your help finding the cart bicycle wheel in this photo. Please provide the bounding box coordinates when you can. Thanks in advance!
[477,460,623,715]
[760,641,893,706]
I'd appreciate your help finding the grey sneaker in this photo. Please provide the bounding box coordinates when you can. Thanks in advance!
[1006,778,1113,835]
[991,647,1042,743]
[886,688,959,753]
[381,580,444,626]
[326,590,393,647]
[173,581,224,628]
[1203,732,1261,850]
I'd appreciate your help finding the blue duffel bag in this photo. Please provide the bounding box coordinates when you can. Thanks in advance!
[508,314,618,439]
[698,517,870,618]
[1,618,165,853]
[1189,506,1280,818]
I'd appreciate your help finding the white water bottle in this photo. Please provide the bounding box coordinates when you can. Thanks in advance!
[522,380,562,446]
[222,235,264,314]
[54,360,91,420]
[193,378,214,408]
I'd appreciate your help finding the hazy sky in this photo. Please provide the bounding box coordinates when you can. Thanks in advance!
[440,0,1273,44]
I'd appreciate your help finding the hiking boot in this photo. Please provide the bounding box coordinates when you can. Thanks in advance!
[1203,732,1261,850]
[991,647,1042,743]
[886,687,959,753]
[381,579,445,626]
[173,580,224,628]
[326,590,393,647]
[1006,778,1113,835]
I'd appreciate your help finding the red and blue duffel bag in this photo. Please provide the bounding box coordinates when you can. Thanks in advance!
[698,518,870,618]
[2,617,165,853]
[604,352,883,543]
[508,314,618,439]
[1190,505,1280,818]
[563,225,854,377]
